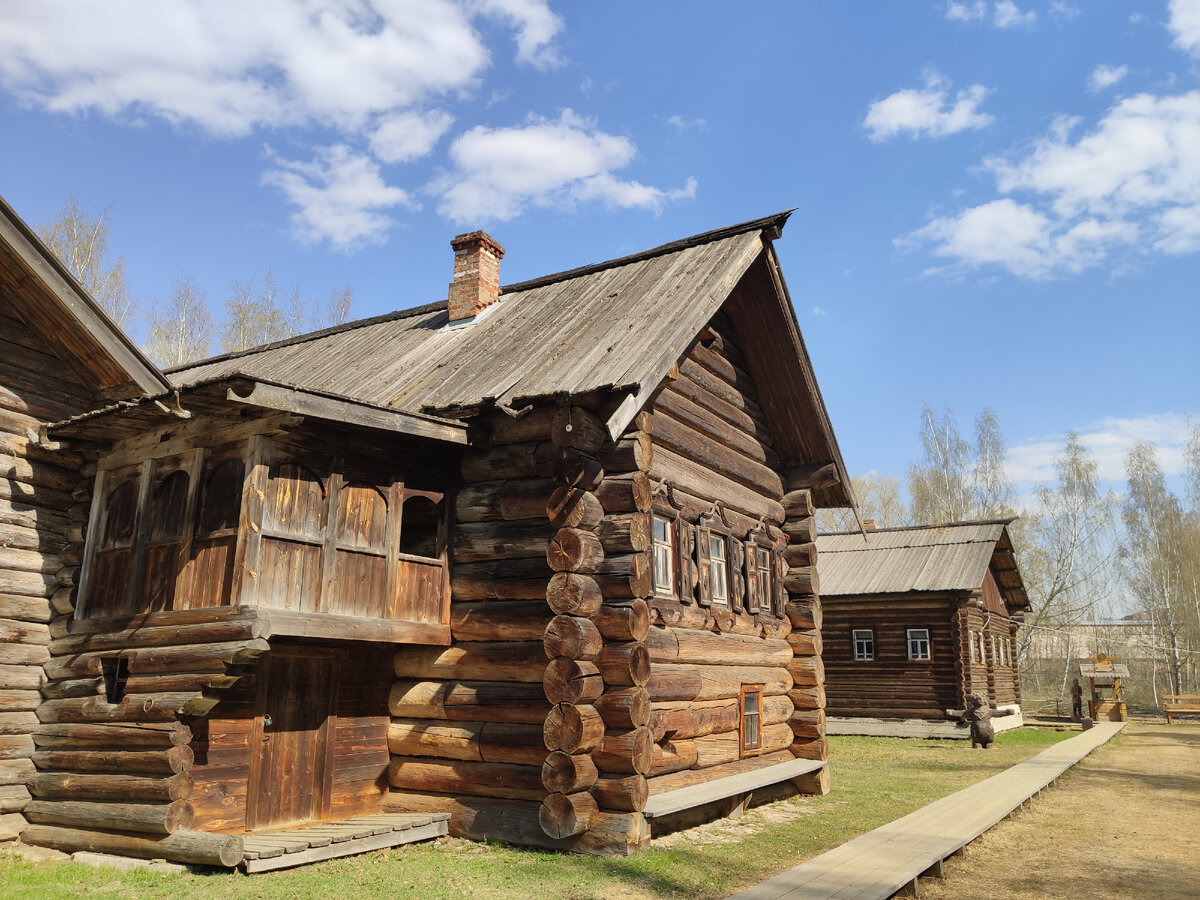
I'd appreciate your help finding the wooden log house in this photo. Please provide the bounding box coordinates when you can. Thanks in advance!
[5,205,854,862]
[815,520,1029,739]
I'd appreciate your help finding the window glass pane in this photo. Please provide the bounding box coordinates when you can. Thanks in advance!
[652,516,669,543]
[710,536,727,602]
[907,628,931,660]
[652,515,674,595]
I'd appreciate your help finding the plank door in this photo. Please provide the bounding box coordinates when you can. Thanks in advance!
[246,647,340,830]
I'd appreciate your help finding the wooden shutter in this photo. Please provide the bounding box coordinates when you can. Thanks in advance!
[773,547,788,616]
[730,538,746,613]
[744,538,760,614]
[675,519,695,604]
[695,523,712,607]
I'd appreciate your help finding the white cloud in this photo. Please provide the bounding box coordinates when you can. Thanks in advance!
[1049,2,1081,21]
[1088,64,1128,93]
[993,0,1036,28]
[1169,0,1200,57]
[666,115,708,133]
[262,144,415,251]
[1006,413,1196,489]
[905,92,1200,277]
[369,110,455,164]
[945,1,986,23]
[472,0,564,69]
[864,70,993,142]
[433,110,696,222]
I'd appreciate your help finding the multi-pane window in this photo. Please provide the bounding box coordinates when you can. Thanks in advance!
[709,534,728,605]
[969,630,978,663]
[907,628,932,661]
[651,514,675,598]
[740,684,763,755]
[755,547,772,613]
[853,628,875,661]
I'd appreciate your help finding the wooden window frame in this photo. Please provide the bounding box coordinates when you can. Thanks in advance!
[740,684,764,757]
[696,506,733,609]
[852,628,875,661]
[650,512,676,600]
[969,629,978,664]
[907,627,932,662]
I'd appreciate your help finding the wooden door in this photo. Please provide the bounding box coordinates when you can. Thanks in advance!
[246,647,339,830]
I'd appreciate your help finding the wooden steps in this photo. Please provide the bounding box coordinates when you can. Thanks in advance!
[241,813,449,872]
[727,722,1125,900]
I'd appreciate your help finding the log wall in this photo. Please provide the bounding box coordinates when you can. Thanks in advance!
[0,294,98,841]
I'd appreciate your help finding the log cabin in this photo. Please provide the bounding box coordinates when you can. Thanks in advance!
[6,204,854,864]
[0,196,169,844]
[815,520,1029,739]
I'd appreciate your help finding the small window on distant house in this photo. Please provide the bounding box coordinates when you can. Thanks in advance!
[740,684,763,756]
[651,514,675,598]
[998,637,1006,666]
[989,633,997,667]
[709,535,728,606]
[979,632,988,664]
[853,629,875,661]
[907,628,932,661]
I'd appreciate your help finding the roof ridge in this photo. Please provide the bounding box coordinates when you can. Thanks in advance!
[817,516,1016,538]
[166,301,446,375]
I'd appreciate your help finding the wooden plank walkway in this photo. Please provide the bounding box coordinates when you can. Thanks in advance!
[242,813,449,872]
[727,722,1125,900]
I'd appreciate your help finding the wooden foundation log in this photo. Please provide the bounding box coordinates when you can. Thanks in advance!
[596,642,651,687]
[788,685,827,711]
[692,722,792,768]
[383,790,561,850]
[646,749,794,797]
[545,572,603,617]
[0,758,35,785]
[0,783,30,813]
[454,519,555,565]
[23,798,193,835]
[28,771,193,803]
[597,514,651,553]
[787,656,825,688]
[42,639,269,680]
[461,441,557,483]
[19,824,243,867]
[594,600,650,642]
[783,566,820,596]
[542,751,598,794]
[790,736,828,761]
[37,692,202,724]
[452,557,552,602]
[547,487,604,530]
[594,472,651,514]
[644,627,791,667]
[539,790,598,839]
[387,757,546,801]
[542,615,602,661]
[786,600,822,631]
[590,773,647,812]
[599,433,652,474]
[48,616,268,656]
[647,664,791,702]
[543,703,604,754]
[31,745,193,776]
[569,810,649,856]
[543,658,604,705]
[648,740,698,777]
[394,642,547,683]
[592,687,651,730]
[591,727,653,776]
[451,601,552,642]
[787,629,822,657]
[792,764,830,796]
[389,680,550,725]
[592,553,651,599]
[547,528,604,574]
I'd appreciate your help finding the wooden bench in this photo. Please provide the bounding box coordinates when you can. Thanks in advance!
[1164,694,1200,723]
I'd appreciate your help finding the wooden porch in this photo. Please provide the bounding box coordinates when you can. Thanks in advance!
[240,812,449,872]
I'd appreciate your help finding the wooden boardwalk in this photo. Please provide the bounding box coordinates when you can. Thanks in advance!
[728,722,1125,900]
[241,813,449,872]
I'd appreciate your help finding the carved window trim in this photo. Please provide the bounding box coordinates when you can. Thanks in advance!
[696,505,734,609]
[650,512,676,599]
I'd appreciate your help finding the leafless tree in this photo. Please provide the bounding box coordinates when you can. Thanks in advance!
[36,197,135,329]
[144,277,214,368]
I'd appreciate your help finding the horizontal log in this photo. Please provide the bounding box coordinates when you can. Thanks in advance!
[594,600,650,642]
[788,685,827,711]
[547,487,604,530]
[395,642,546,683]
[455,479,557,523]
[788,629,822,657]
[647,664,791,702]
[676,358,770,431]
[544,703,604,754]
[651,413,782,498]
[785,599,822,631]
[551,407,609,454]
[454,519,554,565]
[547,527,604,574]
[593,687,651,730]
[23,798,193,835]
[594,472,652,514]
[542,750,598,794]
[0,616,50,645]
[646,748,794,797]
[0,643,50,671]
[590,773,647,813]
[650,598,711,631]
[387,757,546,802]
[651,698,737,742]
[644,627,792,667]
[591,552,651,599]
[0,733,34,759]
[0,593,52,623]
[787,655,825,688]
[782,463,840,494]
[783,566,820,596]
[0,689,41,712]
[37,692,202,724]
[780,517,816,544]
[552,448,604,491]
[540,790,597,839]
[788,709,827,739]
[19,824,243,867]
[0,711,39,735]
[487,406,556,445]
[790,736,828,761]
[783,542,816,568]
[782,490,815,519]
[33,722,191,750]
[648,739,698,777]
[387,720,547,767]
[596,642,651,687]
[598,433,652,474]
[652,387,775,468]
[597,513,651,554]
[692,722,792,768]
[543,658,603,705]
[0,545,62,575]
[0,663,44,691]
[451,601,552,642]
[649,446,784,523]
[382,791,562,851]
[49,616,270,657]
[32,745,193,776]
[0,783,30,813]
[452,557,552,601]
[461,441,557,483]
[388,680,550,725]
[570,809,649,855]
[543,615,602,661]
[590,727,653,775]
[545,572,603,617]
[43,639,269,680]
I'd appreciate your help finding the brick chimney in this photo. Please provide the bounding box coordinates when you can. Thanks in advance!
[447,231,505,322]
[862,518,878,531]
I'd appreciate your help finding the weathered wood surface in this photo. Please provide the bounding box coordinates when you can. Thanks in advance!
[20,824,244,867]
[387,757,546,801]
[388,680,550,724]
[539,789,597,839]
[28,771,193,803]
[644,752,821,818]
[23,798,193,835]
[542,750,598,794]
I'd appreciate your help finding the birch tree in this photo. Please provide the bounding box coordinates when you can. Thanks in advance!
[144,277,214,368]
[218,273,292,354]
[908,406,1015,525]
[36,197,136,329]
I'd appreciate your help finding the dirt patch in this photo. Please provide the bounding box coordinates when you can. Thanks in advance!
[917,723,1200,900]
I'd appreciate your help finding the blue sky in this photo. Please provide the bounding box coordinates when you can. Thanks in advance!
[1,1,1197,502]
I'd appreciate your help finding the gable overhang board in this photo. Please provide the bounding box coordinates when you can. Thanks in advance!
[0,193,169,398]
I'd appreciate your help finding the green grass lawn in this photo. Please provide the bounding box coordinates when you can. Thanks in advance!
[0,728,1074,900]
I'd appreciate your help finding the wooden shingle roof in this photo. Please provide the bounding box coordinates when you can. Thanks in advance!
[816,520,1029,609]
